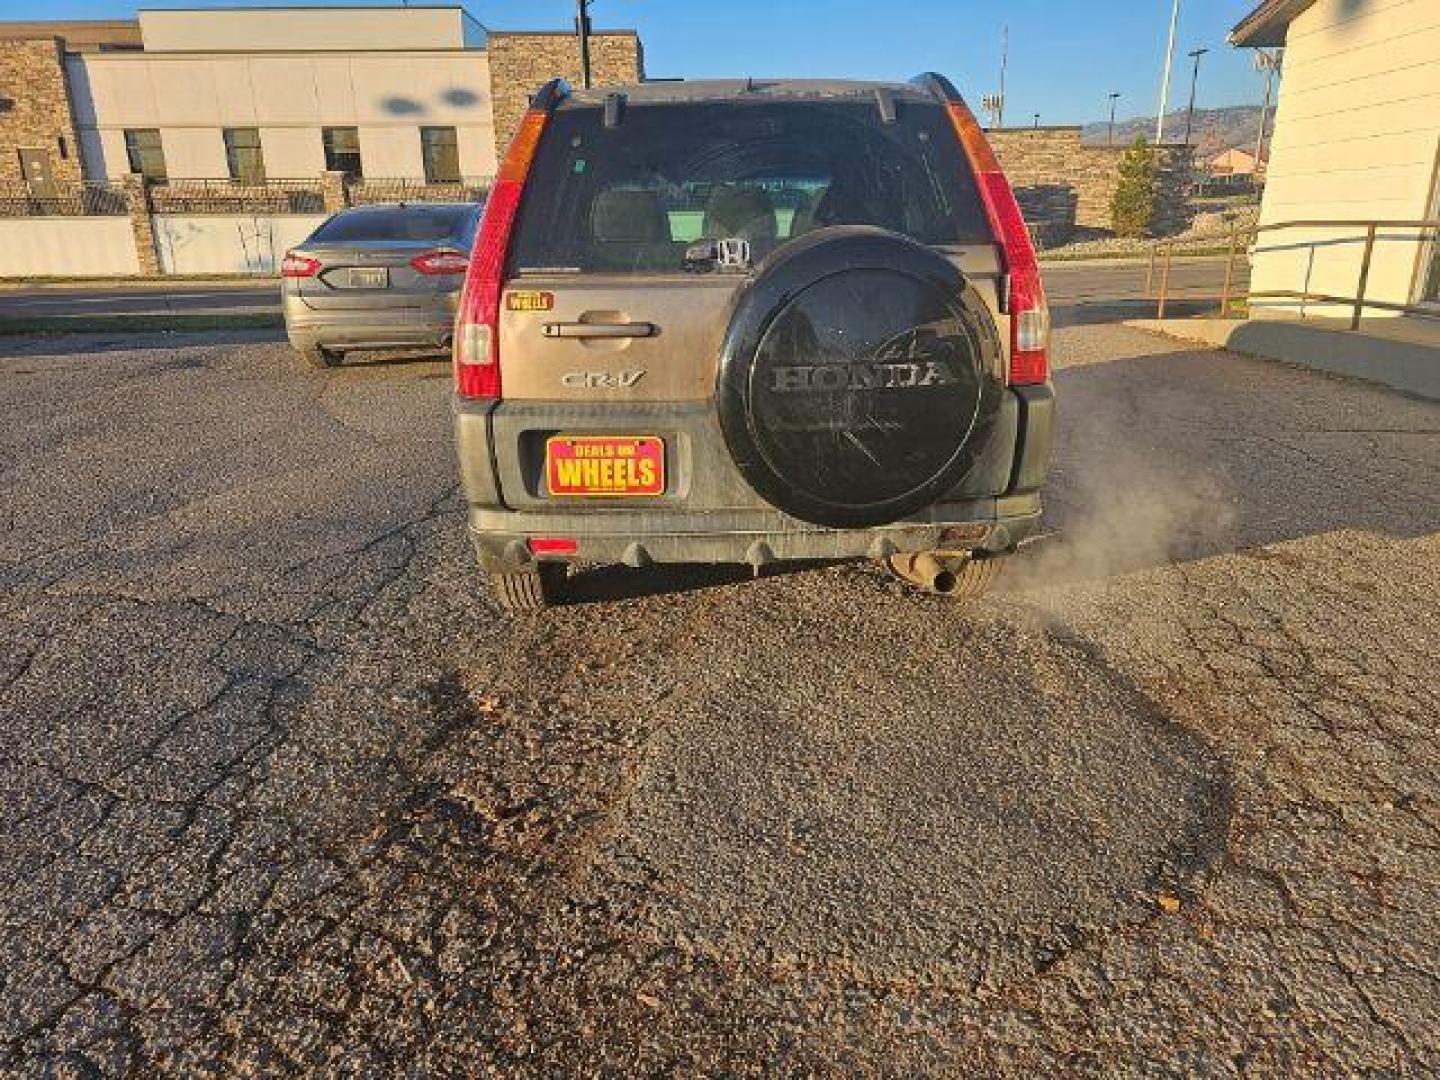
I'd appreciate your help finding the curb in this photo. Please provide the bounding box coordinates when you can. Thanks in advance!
[1125,317,1440,402]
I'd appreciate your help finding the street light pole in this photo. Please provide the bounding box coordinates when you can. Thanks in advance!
[1108,92,1122,146]
[1253,48,1281,177]
[1182,47,1209,146]
[576,0,593,89]
[998,24,1008,127]
[1155,0,1181,144]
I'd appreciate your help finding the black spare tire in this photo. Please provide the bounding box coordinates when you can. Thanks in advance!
[717,226,1004,529]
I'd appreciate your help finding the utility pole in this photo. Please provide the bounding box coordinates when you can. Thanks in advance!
[1156,0,1181,144]
[1182,47,1209,146]
[576,0,593,89]
[997,24,1009,128]
[1108,92,1122,146]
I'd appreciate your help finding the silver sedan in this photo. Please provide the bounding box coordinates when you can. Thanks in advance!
[281,202,480,368]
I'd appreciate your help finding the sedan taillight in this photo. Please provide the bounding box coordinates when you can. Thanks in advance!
[410,249,470,275]
[280,252,320,278]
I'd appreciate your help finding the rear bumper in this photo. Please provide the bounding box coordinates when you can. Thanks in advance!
[283,296,455,351]
[457,384,1053,570]
[468,495,1042,571]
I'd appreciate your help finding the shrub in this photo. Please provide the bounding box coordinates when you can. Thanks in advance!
[1111,135,1159,238]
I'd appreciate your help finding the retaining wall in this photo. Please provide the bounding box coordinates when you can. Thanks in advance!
[0,216,139,276]
[153,214,327,275]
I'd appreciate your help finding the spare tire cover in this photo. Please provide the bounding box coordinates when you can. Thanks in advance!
[717,226,1004,529]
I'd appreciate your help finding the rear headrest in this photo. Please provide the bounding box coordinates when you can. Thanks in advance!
[592,188,670,243]
[703,185,777,242]
[809,175,901,232]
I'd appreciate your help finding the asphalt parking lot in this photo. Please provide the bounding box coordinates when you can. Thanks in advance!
[1,325,1437,1076]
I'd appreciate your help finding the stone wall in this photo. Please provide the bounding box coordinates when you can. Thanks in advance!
[486,31,645,155]
[0,38,84,183]
[988,127,1194,244]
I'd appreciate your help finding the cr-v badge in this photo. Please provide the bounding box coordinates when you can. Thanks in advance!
[561,370,646,389]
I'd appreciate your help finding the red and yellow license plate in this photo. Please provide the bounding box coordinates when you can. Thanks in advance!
[545,436,665,498]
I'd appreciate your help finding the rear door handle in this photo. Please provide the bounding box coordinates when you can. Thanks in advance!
[542,321,657,339]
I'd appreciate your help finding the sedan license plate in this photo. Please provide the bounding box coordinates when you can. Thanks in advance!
[346,267,388,289]
[546,436,664,498]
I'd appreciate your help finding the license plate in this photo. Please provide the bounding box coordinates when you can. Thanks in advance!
[346,267,388,288]
[546,436,665,498]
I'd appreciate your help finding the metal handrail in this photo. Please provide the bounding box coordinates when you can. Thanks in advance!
[1254,218,1440,232]
[1150,217,1440,328]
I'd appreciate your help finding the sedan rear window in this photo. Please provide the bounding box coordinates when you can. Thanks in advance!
[510,99,991,274]
[311,205,478,244]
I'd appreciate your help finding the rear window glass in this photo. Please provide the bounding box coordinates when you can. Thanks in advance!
[510,99,991,274]
[311,204,478,244]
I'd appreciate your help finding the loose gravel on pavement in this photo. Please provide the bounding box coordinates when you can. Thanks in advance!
[1,325,1437,1077]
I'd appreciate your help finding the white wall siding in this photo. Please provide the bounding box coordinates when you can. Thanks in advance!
[161,129,230,181]
[0,218,140,277]
[137,8,468,53]
[154,214,328,275]
[456,126,494,181]
[352,126,416,178]
[258,128,325,180]
[68,50,498,181]
[1250,0,1440,318]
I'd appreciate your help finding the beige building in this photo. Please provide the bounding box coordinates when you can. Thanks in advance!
[1232,0,1440,317]
[1,6,642,189]
[1209,148,1262,177]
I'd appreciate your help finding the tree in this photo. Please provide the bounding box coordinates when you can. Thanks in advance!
[1111,135,1159,239]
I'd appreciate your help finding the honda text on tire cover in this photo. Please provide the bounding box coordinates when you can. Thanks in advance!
[451,75,1054,611]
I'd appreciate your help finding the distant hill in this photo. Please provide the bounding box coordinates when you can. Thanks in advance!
[1081,105,1274,160]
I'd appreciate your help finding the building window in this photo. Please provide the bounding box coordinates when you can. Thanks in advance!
[224,128,266,184]
[322,127,362,179]
[124,129,166,181]
[420,126,461,183]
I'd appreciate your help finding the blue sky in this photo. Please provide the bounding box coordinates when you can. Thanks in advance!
[9,0,1271,126]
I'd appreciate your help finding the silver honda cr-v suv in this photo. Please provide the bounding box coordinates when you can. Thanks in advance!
[452,74,1053,611]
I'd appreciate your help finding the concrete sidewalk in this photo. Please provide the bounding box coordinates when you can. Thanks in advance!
[1128,314,1440,401]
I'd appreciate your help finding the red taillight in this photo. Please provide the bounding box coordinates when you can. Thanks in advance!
[280,252,320,278]
[528,537,577,555]
[944,101,1050,386]
[410,248,469,275]
[454,108,550,400]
